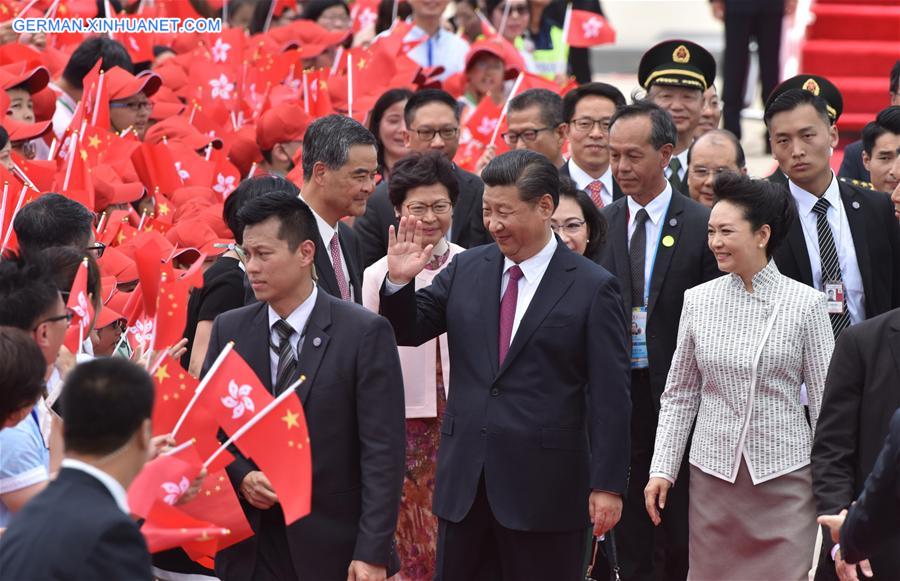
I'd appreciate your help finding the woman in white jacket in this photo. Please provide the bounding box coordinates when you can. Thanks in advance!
[645,172,835,580]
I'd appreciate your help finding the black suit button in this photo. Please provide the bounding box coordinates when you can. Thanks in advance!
[490,388,500,396]
[481,426,487,435]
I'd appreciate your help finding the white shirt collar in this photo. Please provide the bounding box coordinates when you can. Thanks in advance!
[626,182,673,225]
[267,285,318,337]
[674,149,688,167]
[567,159,610,191]
[299,194,337,246]
[60,458,130,514]
[789,172,841,216]
[502,232,558,282]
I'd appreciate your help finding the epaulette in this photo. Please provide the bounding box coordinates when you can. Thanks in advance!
[839,176,874,190]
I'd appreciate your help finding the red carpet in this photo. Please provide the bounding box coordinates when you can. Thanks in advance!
[800,2,900,134]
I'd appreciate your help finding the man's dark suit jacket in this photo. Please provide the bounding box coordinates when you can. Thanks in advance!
[353,166,491,269]
[773,179,900,319]
[0,468,152,580]
[812,307,900,578]
[559,160,625,202]
[380,240,631,531]
[598,191,720,408]
[315,220,364,304]
[840,407,900,566]
[204,290,406,581]
[838,140,871,184]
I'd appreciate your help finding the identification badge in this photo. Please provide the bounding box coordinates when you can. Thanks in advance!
[825,281,845,314]
[631,307,648,369]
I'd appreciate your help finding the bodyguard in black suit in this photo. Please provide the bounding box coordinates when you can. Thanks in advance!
[355,89,490,269]
[0,359,156,580]
[298,114,381,303]
[598,101,719,581]
[205,193,406,581]
[764,79,900,328]
[812,308,900,580]
[380,150,631,580]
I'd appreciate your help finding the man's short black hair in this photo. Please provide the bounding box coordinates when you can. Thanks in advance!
[0,326,46,425]
[403,89,460,129]
[890,60,900,96]
[764,88,832,128]
[509,89,564,129]
[61,358,154,456]
[224,176,300,244]
[862,106,900,156]
[62,37,133,90]
[609,100,677,150]
[13,194,95,258]
[562,82,626,122]
[388,151,460,209]
[688,128,746,168]
[301,114,377,181]
[0,260,61,330]
[237,191,318,252]
[482,149,560,207]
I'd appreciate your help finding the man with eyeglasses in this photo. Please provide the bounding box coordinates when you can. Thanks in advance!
[639,40,717,195]
[596,101,719,581]
[355,89,491,269]
[686,128,747,208]
[104,66,161,140]
[561,83,628,208]
[504,89,567,169]
[13,193,97,260]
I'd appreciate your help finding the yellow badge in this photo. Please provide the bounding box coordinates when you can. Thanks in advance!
[802,78,820,95]
[672,45,690,64]
[662,235,675,248]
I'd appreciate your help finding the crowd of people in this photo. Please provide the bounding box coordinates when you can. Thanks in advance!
[0,0,898,580]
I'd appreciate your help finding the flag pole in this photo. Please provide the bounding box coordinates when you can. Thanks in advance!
[347,53,353,120]
[489,72,525,146]
[497,0,512,40]
[161,438,195,457]
[0,182,8,238]
[61,132,78,191]
[0,186,28,254]
[263,0,278,33]
[91,71,105,127]
[559,4,573,78]
[202,375,307,470]
[170,342,235,440]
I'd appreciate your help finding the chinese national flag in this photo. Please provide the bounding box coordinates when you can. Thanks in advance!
[63,259,95,353]
[140,499,232,554]
[154,267,197,350]
[305,70,334,118]
[53,143,96,212]
[566,10,616,48]
[81,124,113,166]
[151,355,200,436]
[179,468,253,552]
[131,142,184,197]
[198,349,275,437]
[128,444,203,519]
[235,389,312,524]
[12,154,55,193]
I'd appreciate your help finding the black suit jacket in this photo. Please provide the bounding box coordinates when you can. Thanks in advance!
[598,191,720,407]
[204,290,406,581]
[0,468,152,580]
[314,221,363,304]
[838,140,871,184]
[812,308,900,578]
[773,180,900,320]
[353,166,491,269]
[840,407,900,566]
[559,159,625,203]
[380,240,631,531]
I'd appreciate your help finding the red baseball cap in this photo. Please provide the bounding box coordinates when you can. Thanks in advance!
[3,117,52,142]
[165,218,231,256]
[464,39,522,80]
[256,102,310,152]
[93,164,146,209]
[144,116,223,151]
[105,66,162,101]
[95,304,127,329]
[98,245,139,283]
[0,64,50,93]
[149,85,186,120]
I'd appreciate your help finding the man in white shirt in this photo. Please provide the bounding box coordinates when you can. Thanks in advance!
[402,0,469,81]
[0,358,155,580]
[299,114,379,304]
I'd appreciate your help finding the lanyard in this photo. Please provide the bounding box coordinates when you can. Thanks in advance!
[426,36,434,68]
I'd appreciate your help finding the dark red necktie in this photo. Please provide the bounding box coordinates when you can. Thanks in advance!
[498,265,524,364]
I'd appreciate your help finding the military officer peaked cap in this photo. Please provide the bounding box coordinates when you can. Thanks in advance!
[638,39,716,92]
[765,74,843,123]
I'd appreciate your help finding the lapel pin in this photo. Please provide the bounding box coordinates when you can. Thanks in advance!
[312,337,322,347]
[669,218,677,227]
[851,201,860,210]
[662,235,675,248]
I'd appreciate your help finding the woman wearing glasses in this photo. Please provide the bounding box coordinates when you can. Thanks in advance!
[361,151,461,580]
[551,177,607,260]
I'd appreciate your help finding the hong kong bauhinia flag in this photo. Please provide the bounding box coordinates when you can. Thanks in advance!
[566,9,616,48]
[63,258,95,353]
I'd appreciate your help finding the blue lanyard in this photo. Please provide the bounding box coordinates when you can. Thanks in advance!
[426,36,434,68]
[30,409,39,428]
[632,197,672,306]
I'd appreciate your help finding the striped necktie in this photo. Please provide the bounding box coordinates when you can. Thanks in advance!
[273,319,297,395]
[812,197,851,337]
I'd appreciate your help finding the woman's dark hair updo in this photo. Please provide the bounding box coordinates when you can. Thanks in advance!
[712,171,797,258]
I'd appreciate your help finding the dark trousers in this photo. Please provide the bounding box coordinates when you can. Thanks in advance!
[722,1,784,139]
[607,369,689,581]
[251,505,298,581]
[435,474,587,581]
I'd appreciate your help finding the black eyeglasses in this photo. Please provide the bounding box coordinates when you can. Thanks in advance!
[570,117,611,134]
[502,126,554,145]
[412,127,459,142]
[36,309,74,328]
[86,242,106,258]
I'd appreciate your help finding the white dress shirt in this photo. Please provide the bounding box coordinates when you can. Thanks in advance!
[60,458,130,514]
[300,195,353,301]
[402,24,469,81]
[501,234,558,341]
[49,82,76,140]
[789,172,865,324]
[267,286,318,385]
[664,149,689,183]
[568,160,614,207]
[626,183,673,300]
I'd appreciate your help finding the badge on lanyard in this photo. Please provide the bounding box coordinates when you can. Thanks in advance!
[631,307,649,369]
[825,281,845,314]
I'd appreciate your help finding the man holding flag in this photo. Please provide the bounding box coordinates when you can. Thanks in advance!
[202,191,406,581]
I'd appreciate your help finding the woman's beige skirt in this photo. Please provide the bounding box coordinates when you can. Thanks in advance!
[687,460,816,581]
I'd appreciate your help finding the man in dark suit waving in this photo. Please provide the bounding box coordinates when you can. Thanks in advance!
[205,192,406,581]
[380,149,631,580]
[598,100,720,581]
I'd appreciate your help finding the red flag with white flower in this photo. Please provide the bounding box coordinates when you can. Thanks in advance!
[198,349,275,436]
[128,443,204,519]
[565,8,616,48]
[351,0,380,34]
[210,158,240,200]
[464,97,508,147]
[63,258,95,353]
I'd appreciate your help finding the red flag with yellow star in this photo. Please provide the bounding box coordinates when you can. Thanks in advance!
[140,499,232,554]
[151,355,200,436]
[153,267,195,350]
[179,467,253,552]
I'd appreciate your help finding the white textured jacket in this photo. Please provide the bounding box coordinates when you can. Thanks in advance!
[650,261,835,484]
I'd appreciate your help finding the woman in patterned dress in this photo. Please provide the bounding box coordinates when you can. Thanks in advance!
[361,151,463,580]
[644,172,835,580]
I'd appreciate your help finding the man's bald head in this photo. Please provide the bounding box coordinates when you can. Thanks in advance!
[687,129,746,207]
